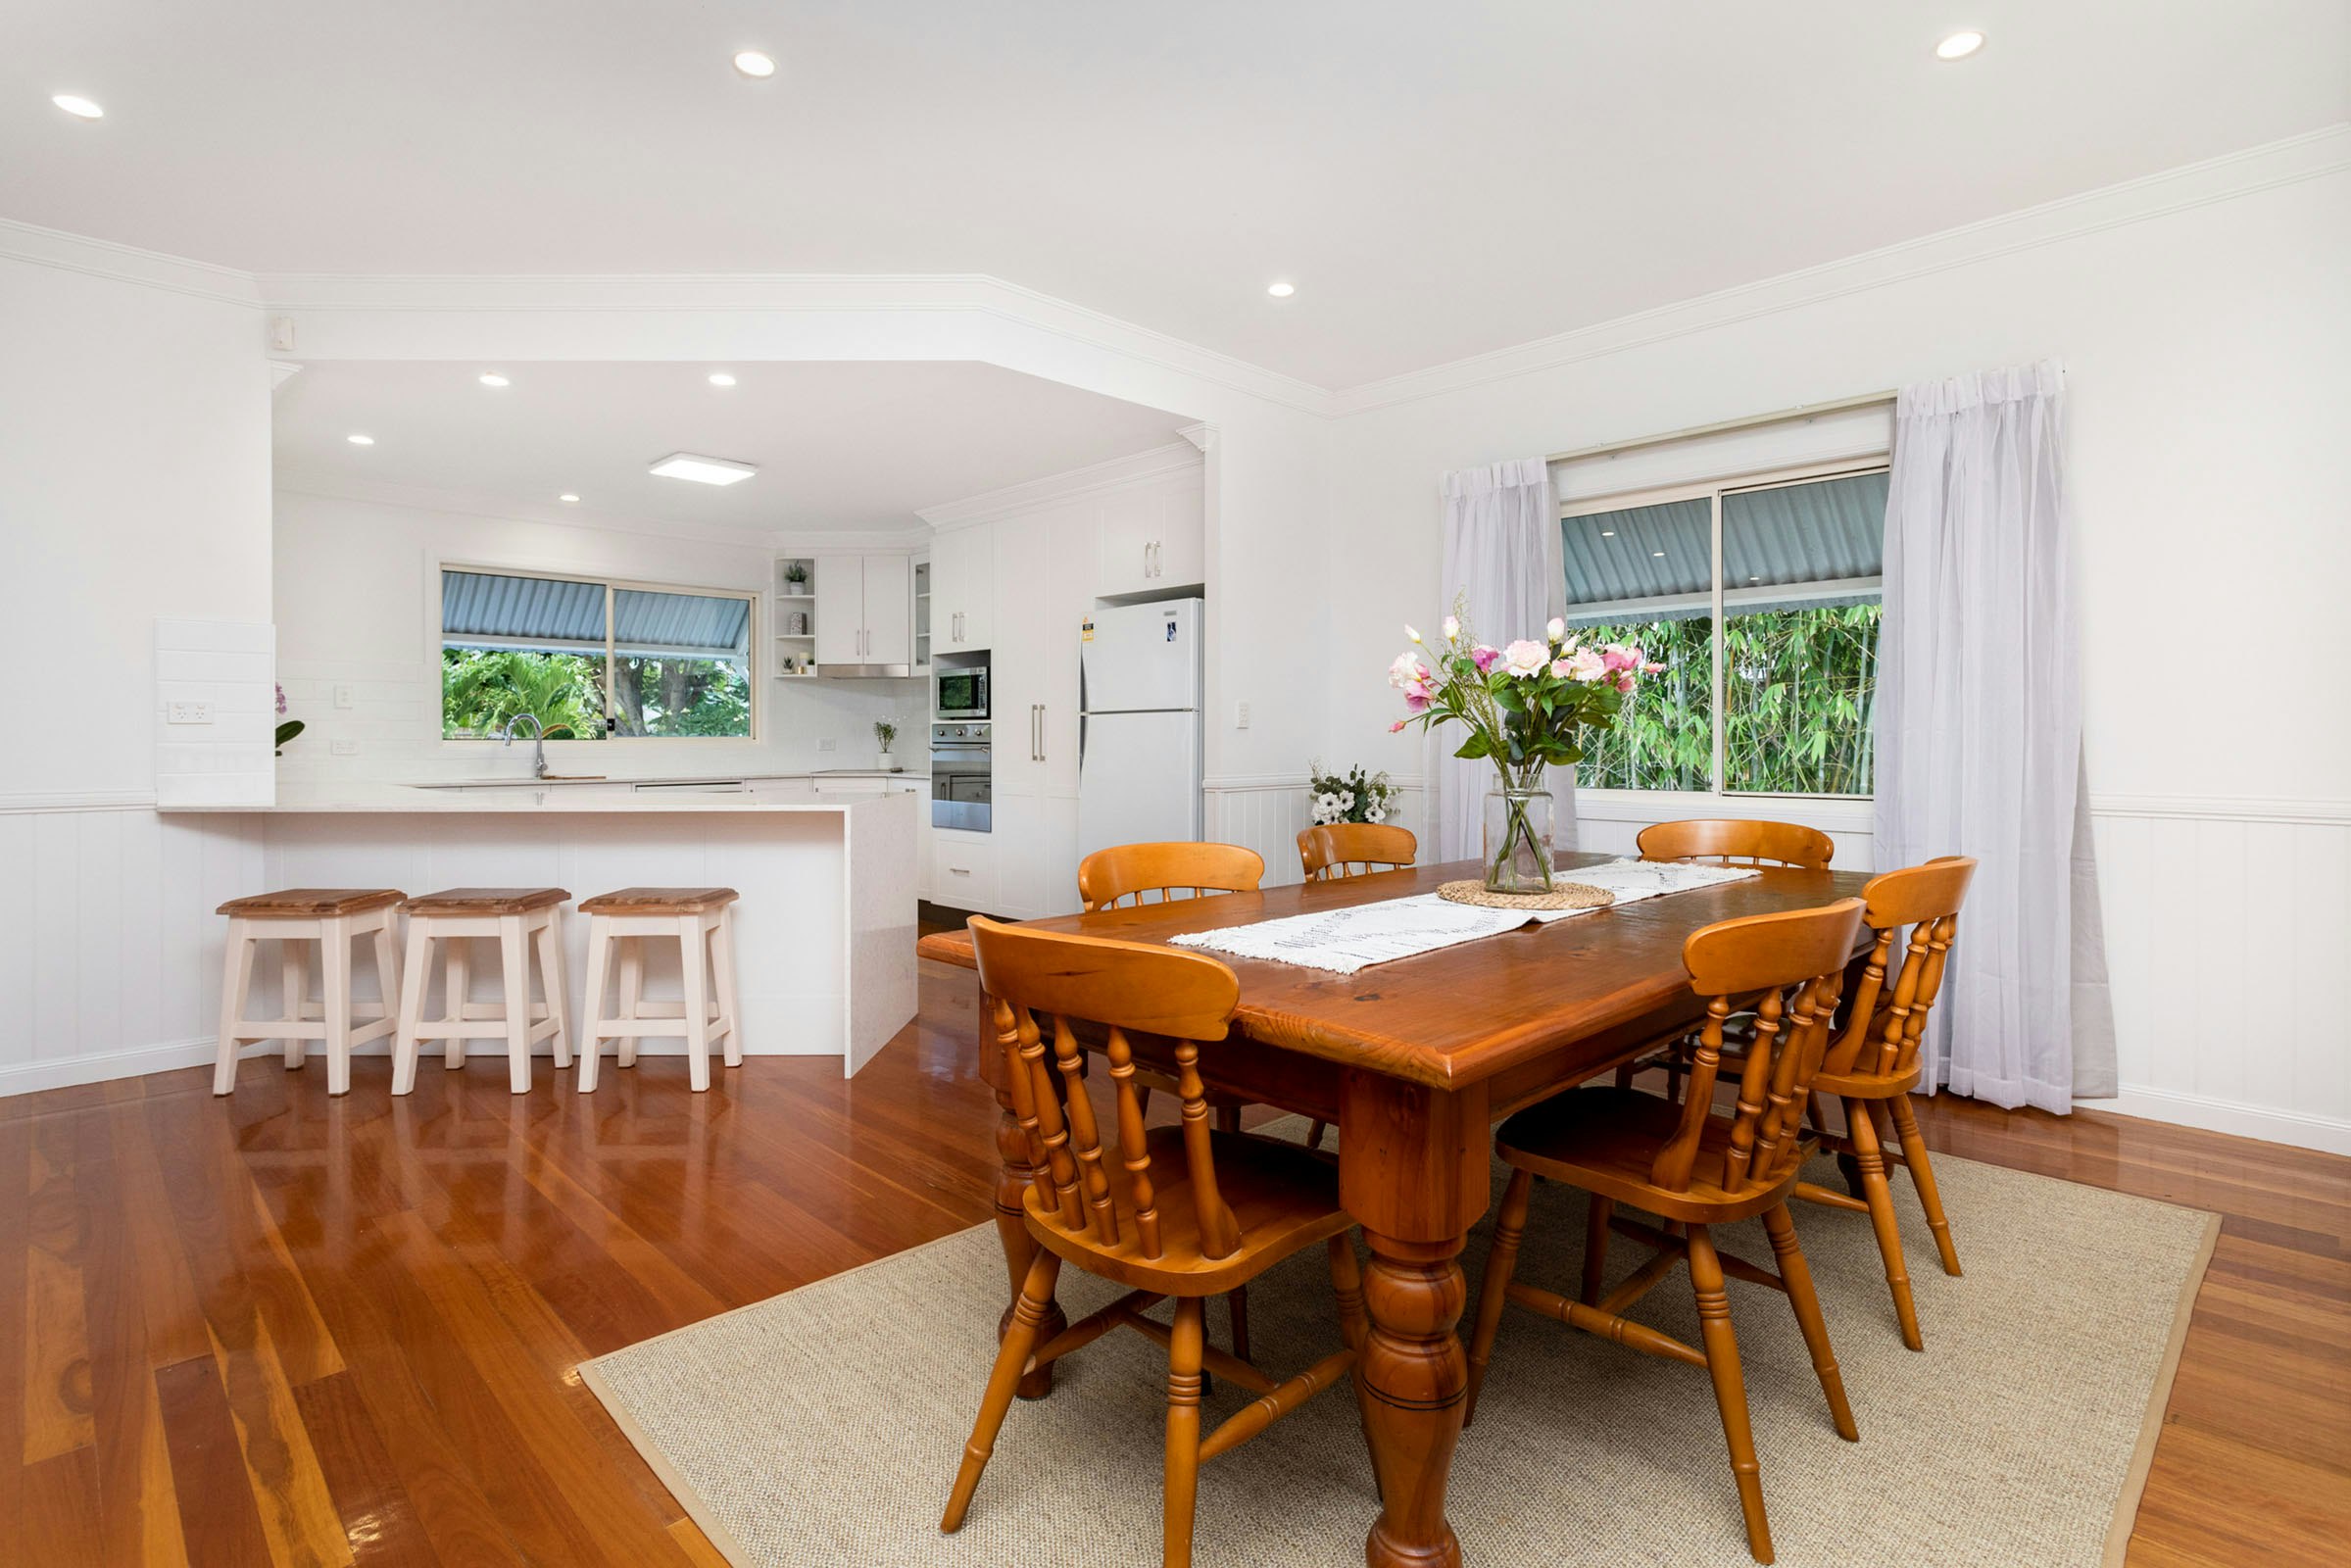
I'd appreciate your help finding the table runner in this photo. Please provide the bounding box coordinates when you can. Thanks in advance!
[1169,858,1758,975]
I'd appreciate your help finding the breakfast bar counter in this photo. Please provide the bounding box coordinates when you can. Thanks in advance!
[159,782,920,1075]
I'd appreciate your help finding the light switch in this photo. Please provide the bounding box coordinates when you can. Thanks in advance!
[331,739,359,757]
[817,737,837,752]
[166,701,214,724]
[333,684,355,710]
[1234,701,1250,730]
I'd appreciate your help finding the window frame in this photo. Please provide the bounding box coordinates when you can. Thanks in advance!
[1559,455,1888,807]
[432,557,760,744]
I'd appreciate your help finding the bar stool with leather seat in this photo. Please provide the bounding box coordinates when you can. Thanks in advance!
[575,886,741,1093]
[213,888,406,1097]
[392,886,571,1095]
[1464,896,1867,1565]
[940,916,1370,1568]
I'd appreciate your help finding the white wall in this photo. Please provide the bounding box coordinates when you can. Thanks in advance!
[270,488,931,784]
[1314,153,2351,1151]
[0,245,272,805]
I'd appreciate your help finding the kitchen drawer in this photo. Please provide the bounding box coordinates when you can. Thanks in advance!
[930,830,998,911]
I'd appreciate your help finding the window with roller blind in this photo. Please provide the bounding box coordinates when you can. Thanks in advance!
[439,566,757,740]
[1560,463,1887,798]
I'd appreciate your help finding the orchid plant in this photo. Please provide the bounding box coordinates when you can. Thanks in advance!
[1388,601,1662,888]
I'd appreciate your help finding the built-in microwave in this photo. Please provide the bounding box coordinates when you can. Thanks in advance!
[936,661,989,721]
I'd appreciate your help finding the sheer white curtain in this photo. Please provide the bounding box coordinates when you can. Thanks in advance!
[1432,459,1568,860]
[1875,360,2115,1113]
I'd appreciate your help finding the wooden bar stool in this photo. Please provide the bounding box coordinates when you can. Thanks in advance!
[392,887,571,1096]
[575,887,741,1093]
[213,889,406,1097]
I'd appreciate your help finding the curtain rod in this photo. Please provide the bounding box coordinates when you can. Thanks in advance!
[1547,390,1896,466]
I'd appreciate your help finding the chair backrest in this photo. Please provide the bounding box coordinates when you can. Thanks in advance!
[1077,841,1264,912]
[1823,856,1976,1081]
[1638,817,1835,870]
[1652,898,1866,1198]
[1298,823,1417,881]
[968,915,1245,1260]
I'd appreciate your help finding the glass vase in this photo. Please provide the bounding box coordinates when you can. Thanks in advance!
[1483,785,1555,895]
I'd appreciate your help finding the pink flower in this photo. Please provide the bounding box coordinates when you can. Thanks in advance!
[1471,645,1500,673]
[1566,648,1608,683]
[1442,614,1461,641]
[1615,674,1638,694]
[1388,718,1408,733]
[1601,644,1640,673]
[1388,652,1437,710]
[1642,659,1666,674]
[1545,617,1566,643]
[1550,657,1576,678]
[1500,640,1549,678]
[1404,692,1430,713]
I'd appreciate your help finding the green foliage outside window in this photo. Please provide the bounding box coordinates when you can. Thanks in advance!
[1569,604,1880,796]
[611,656,751,737]
[441,649,604,739]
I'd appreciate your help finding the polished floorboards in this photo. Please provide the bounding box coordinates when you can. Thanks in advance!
[2,956,2344,1566]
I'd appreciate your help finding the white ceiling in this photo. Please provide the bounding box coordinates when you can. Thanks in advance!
[7,2,2346,388]
[271,361,1192,533]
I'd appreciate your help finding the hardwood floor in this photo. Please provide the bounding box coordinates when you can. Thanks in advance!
[2,955,2343,1566]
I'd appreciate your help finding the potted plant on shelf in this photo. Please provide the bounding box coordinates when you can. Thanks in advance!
[875,720,898,771]
[1387,603,1661,895]
[783,562,808,591]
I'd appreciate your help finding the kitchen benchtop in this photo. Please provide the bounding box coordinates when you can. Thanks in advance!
[162,782,918,814]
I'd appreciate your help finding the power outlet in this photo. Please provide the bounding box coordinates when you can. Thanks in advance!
[331,739,359,758]
[1234,701,1250,730]
[816,737,838,753]
[332,684,355,710]
[166,701,214,725]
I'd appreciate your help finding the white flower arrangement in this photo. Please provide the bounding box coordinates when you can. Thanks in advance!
[1307,761,1398,826]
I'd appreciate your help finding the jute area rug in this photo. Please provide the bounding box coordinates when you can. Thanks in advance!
[583,1127,2216,1567]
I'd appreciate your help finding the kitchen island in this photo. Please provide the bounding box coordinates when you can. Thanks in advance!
[161,781,919,1077]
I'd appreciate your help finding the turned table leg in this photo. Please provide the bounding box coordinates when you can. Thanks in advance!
[978,987,1066,1398]
[1340,1071,1489,1568]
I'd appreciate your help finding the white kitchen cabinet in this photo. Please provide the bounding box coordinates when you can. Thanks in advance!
[814,554,915,667]
[931,827,997,911]
[933,524,995,654]
[983,503,1092,919]
[1095,473,1204,598]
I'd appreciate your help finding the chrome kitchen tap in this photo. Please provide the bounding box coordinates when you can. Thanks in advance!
[500,712,549,778]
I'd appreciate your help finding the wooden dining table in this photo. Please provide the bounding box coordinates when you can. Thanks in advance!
[916,853,1871,1568]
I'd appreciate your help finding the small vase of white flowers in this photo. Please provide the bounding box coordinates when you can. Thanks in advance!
[1307,760,1399,827]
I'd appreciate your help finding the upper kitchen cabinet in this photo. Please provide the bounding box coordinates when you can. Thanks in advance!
[933,524,995,654]
[1095,467,1205,599]
[812,553,914,671]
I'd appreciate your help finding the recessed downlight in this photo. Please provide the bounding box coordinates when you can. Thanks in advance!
[1651,551,1666,558]
[708,372,737,387]
[560,493,580,503]
[733,50,776,78]
[478,371,511,387]
[347,433,375,446]
[52,93,103,119]
[1266,280,1296,298]
[649,452,758,486]
[1600,530,1615,537]
[1935,29,1984,60]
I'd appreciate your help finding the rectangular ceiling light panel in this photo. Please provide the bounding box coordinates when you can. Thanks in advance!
[648,452,759,486]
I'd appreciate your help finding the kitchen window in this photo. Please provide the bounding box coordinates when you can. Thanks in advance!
[440,567,756,740]
[1562,464,1886,798]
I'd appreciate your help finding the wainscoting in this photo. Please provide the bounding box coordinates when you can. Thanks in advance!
[8,790,2348,1152]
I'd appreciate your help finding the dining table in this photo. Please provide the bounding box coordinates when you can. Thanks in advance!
[915,852,1872,1568]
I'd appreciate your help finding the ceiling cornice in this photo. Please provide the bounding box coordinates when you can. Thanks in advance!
[1328,122,2351,416]
[916,439,1202,531]
[0,216,263,307]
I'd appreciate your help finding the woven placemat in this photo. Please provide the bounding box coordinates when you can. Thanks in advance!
[1437,878,1614,910]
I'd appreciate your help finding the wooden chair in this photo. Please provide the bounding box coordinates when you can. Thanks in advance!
[1619,818,1837,1100]
[1788,856,1976,1350]
[1297,822,1417,881]
[942,917,1369,1568]
[1077,841,1266,911]
[213,889,406,1097]
[1078,842,1267,1136]
[575,887,743,1094]
[1464,897,1866,1565]
[1637,817,1836,870]
[391,887,570,1096]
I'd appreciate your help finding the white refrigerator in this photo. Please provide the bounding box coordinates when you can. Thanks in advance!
[1079,599,1204,858]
